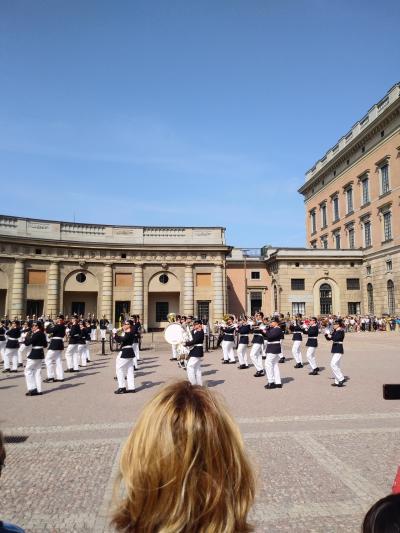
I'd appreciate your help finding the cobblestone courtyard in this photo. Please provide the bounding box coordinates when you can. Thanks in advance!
[1,332,400,532]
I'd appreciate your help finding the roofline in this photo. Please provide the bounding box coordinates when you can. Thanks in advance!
[0,214,226,231]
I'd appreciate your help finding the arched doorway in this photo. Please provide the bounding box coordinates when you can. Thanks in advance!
[63,270,99,317]
[320,283,332,315]
[367,283,374,314]
[387,280,395,315]
[148,271,180,330]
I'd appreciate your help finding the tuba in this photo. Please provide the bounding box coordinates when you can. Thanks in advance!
[167,313,176,323]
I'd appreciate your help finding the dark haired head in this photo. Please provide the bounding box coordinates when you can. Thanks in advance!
[362,493,400,532]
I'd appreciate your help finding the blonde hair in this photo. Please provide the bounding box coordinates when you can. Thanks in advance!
[111,381,255,532]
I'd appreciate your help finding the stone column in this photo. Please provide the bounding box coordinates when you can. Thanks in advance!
[213,264,224,323]
[101,263,113,321]
[132,265,144,320]
[47,261,59,318]
[183,264,194,316]
[11,259,25,319]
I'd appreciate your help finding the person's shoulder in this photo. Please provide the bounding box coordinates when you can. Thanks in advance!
[0,521,26,533]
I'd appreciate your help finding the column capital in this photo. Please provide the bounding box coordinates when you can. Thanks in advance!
[185,263,194,269]
[104,262,113,268]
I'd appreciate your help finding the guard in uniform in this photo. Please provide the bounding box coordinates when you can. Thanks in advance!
[221,317,236,364]
[325,319,346,387]
[24,322,48,396]
[264,318,283,389]
[90,319,98,341]
[0,320,6,364]
[185,320,204,386]
[3,321,21,373]
[65,316,81,372]
[278,315,286,363]
[44,314,66,382]
[236,320,250,369]
[17,322,31,368]
[290,317,304,368]
[250,314,265,377]
[132,319,141,366]
[114,321,136,394]
[305,317,320,375]
[99,316,109,340]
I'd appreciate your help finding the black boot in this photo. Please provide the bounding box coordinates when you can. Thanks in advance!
[309,369,319,375]
[279,357,285,363]
[114,387,127,394]
[264,383,276,389]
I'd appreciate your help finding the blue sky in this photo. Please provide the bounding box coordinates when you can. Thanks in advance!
[1,0,399,248]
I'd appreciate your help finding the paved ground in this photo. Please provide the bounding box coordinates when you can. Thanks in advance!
[1,331,400,532]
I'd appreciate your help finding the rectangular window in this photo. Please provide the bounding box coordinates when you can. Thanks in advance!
[156,302,169,322]
[292,302,305,316]
[27,270,46,284]
[334,231,341,250]
[250,291,262,315]
[346,278,360,290]
[251,271,261,280]
[366,265,371,276]
[361,178,369,205]
[197,301,210,321]
[310,210,316,233]
[196,273,212,287]
[115,273,132,287]
[321,203,327,228]
[364,221,371,247]
[383,211,392,241]
[348,302,360,314]
[348,227,355,249]
[346,187,353,214]
[321,236,328,249]
[310,240,317,249]
[381,164,390,194]
[333,196,339,221]
[386,260,392,272]
[26,299,44,316]
[291,278,305,290]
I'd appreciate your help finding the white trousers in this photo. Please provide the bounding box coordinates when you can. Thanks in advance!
[45,350,64,380]
[100,329,106,340]
[116,353,135,390]
[0,340,6,361]
[78,344,89,366]
[171,344,177,359]
[331,353,344,384]
[237,344,248,366]
[25,358,43,392]
[3,348,18,371]
[292,341,303,364]
[250,343,263,371]
[65,344,80,371]
[132,342,140,360]
[90,329,97,341]
[306,347,317,370]
[221,340,235,362]
[18,344,30,364]
[187,356,202,386]
[265,353,281,384]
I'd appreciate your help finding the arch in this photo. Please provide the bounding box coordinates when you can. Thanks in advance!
[64,269,99,292]
[148,271,180,293]
[387,279,395,315]
[367,283,374,314]
[312,278,340,316]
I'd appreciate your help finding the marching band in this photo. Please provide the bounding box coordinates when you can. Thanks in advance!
[0,310,347,397]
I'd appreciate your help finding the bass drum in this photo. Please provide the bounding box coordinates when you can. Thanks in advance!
[164,323,185,345]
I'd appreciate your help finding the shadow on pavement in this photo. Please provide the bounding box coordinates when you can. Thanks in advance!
[43,383,84,394]
[0,384,17,390]
[206,379,225,388]
[203,370,218,376]
[282,377,295,384]
[135,380,164,392]
[135,371,155,378]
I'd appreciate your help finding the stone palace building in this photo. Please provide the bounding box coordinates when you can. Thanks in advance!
[0,83,399,325]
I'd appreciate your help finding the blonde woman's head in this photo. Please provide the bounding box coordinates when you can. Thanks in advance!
[112,381,255,533]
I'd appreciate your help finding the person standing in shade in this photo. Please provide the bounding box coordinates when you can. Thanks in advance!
[65,316,81,372]
[305,317,320,375]
[278,314,286,363]
[236,318,250,369]
[99,316,109,341]
[2,320,21,373]
[264,317,283,389]
[185,320,204,385]
[44,314,66,383]
[17,321,31,368]
[325,319,346,387]
[290,316,304,368]
[24,322,48,396]
[114,321,136,394]
[221,316,236,364]
[0,320,6,365]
